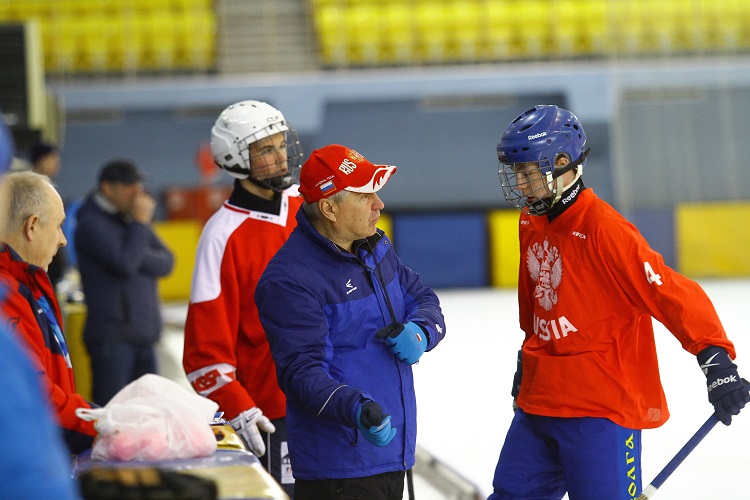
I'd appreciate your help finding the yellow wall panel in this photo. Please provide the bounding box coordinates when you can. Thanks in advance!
[676,202,750,277]
[153,219,203,302]
[62,302,91,401]
[488,209,520,287]
[378,212,393,244]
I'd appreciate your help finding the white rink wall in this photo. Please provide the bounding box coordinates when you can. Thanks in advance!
[414,281,750,499]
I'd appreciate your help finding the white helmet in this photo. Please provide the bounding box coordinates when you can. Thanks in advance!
[210,100,304,191]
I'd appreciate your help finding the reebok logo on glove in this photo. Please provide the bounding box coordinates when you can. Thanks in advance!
[700,352,723,374]
[697,345,750,426]
[708,375,738,393]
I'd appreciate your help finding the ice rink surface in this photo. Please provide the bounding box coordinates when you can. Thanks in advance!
[159,279,750,499]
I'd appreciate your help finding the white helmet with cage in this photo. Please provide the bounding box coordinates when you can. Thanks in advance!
[210,100,304,191]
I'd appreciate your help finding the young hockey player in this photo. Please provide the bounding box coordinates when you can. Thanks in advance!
[489,105,750,499]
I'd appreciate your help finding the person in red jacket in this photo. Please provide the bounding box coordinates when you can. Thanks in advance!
[0,170,97,453]
[489,105,750,499]
[182,100,304,495]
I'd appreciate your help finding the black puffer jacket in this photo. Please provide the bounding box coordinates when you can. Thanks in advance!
[75,193,174,345]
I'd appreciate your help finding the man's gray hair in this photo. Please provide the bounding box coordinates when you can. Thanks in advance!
[301,190,347,222]
[1,170,54,236]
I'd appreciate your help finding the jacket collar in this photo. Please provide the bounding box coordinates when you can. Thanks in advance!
[295,208,384,261]
[0,242,51,290]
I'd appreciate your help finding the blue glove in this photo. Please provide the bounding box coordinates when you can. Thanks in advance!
[356,401,397,447]
[697,346,750,425]
[375,321,428,365]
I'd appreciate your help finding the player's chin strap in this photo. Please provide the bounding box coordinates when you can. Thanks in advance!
[548,147,590,206]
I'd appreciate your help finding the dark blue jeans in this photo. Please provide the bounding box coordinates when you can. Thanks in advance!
[86,341,157,406]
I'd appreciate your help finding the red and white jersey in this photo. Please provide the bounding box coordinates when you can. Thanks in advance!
[515,188,734,430]
[183,186,303,420]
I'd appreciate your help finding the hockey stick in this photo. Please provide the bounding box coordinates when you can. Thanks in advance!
[406,468,415,500]
[636,414,719,499]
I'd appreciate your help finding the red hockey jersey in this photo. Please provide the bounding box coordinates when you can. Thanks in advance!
[515,188,735,430]
[183,187,302,420]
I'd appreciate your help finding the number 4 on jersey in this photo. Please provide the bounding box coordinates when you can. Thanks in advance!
[644,261,663,285]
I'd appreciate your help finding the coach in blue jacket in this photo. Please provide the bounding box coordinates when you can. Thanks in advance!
[256,144,446,499]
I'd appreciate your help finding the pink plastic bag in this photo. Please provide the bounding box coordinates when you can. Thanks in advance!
[76,374,219,461]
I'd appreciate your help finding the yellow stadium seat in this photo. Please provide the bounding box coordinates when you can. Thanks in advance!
[382,2,416,64]
[740,1,750,49]
[37,18,57,70]
[552,0,581,57]
[449,1,482,60]
[610,0,652,56]
[8,0,46,20]
[649,0,681,54]
[148,12,180,70]
[579,0,610,57]
[345,3,384,65]
[49,16,83,73]
[315,5,346,66]
[81,14,113,72]
[508,0,551,59]
[707,0,743,51]
[486,0,514,60]
[117,15,143,73]
[518,0,554,58]
[181,9,215,70]
[415,1,451,62]
[128,14,156,71]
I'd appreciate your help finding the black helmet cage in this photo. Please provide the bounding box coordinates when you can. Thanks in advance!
[499,148,589,215]
[247,129,304,192]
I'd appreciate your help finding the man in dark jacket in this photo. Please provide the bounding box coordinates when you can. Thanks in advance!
[75,159,174,404]
[255,144,446,500]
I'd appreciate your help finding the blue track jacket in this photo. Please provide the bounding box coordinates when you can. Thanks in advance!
[255,209,445,480]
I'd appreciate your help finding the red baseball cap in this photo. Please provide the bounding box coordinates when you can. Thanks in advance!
[299,144,397,203]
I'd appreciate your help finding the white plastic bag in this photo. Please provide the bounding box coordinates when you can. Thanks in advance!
[76,374,219,461]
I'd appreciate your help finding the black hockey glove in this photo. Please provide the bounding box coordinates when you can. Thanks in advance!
[510,349,523,411]
[511,349,522,400]
[697,345,750,425]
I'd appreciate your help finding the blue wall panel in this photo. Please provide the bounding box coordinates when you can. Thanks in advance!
[392,212,487,288]
[629,209,676,270]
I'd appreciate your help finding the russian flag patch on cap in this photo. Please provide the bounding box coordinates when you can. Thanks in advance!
[320,180,336,195]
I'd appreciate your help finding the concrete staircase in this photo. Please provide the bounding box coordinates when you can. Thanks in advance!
[215,0,320,74]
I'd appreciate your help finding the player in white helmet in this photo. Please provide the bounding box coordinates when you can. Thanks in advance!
[210,100,304,190]
[183,101,304,496]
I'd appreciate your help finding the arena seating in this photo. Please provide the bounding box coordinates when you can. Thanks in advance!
[311,0,750,67]
[2,0,750,75]
[0,0,215,74]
